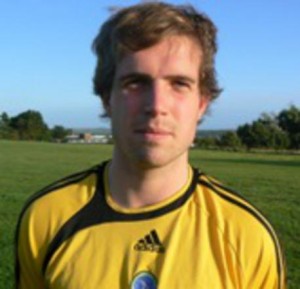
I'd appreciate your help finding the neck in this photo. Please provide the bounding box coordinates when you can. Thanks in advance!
[108,151,189,209]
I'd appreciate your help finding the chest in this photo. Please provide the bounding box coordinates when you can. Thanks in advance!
[45,209,240,289]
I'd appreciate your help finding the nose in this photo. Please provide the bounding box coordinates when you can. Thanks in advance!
[144,82,169,116]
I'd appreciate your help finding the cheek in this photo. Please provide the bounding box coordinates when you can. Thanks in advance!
[120,96,142,117]
[110,93,141,117]
[175,99,201,122]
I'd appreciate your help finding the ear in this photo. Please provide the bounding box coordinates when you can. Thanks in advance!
[103,95,112,117]
[105,104,112,117]
[197,96,209,121]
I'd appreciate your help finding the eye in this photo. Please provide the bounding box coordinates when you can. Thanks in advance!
[121,77,148,93]
[172,79,191,91]
[123,80,139,90]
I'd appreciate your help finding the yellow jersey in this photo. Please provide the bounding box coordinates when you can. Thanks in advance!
[15,161,286,289]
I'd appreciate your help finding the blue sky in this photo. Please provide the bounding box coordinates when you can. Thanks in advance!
[1,0,299,130]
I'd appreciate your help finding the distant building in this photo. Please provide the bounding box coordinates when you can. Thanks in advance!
[65,134,82,143]
[64,133,112,144]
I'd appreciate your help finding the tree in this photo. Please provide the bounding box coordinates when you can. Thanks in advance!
[0,112,10,125]
[237,113,290,149]
[0,112,15,139]
[51,125,72,142]
[277,105,300,149]
[237,124,254,149]
[195,136,218,149]
[9,110,50,141]
[219,131,242,150]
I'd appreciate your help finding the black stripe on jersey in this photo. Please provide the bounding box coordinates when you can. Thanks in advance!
[42,166,201,273]
[151,229,163,245]
[198,177,285,289]
[14,164,101,288]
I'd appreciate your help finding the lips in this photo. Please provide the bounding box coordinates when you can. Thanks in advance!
[135,127,171,135]
[134,126,172,141]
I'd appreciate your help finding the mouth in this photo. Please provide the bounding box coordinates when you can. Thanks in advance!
[134,127,172,141]
[135,127,170,134]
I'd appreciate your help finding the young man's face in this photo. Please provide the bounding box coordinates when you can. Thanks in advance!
[108,36,208,169]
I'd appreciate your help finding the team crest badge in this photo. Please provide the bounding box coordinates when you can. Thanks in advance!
[131,271,157,289]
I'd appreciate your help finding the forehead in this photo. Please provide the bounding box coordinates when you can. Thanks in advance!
[115,36,203,79]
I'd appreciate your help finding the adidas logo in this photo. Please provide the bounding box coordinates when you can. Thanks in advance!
[134,230,165,253]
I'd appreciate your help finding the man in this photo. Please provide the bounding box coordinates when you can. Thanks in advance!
[15,2,286,288]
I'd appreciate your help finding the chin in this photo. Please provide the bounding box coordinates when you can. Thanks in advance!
[129,150,164,168]
[130,148,187,170]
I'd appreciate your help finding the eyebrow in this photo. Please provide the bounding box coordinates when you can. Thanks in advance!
[119,73,151,83]
[119,73,196,84]
[166,75,196,84]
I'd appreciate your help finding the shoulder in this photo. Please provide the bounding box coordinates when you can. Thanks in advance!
[194,171,286,287]
[195,173,277,238]
[15,163,106,286]
[20,164,102,221]
[195,172,282,252]
[16,163,105,254]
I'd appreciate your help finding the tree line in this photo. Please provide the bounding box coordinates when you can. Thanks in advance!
[1,105,299,150]
[195,105,300,150]
[0,110,71,142]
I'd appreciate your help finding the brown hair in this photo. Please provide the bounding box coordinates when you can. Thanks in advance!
[92,2,222,111]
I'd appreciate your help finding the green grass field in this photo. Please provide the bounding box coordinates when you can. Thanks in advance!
[0,140,299,288]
